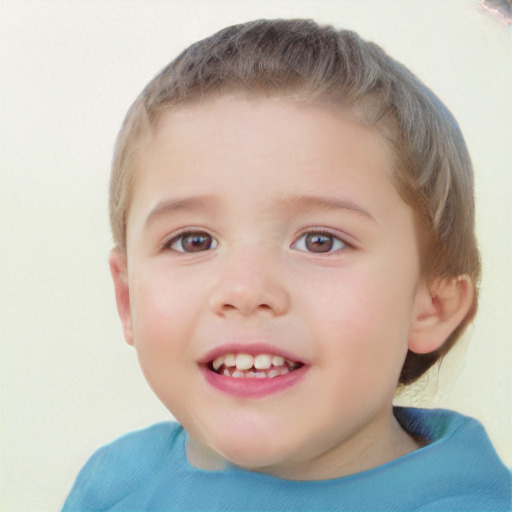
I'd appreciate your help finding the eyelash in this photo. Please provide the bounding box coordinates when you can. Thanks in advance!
[162,229,350,254]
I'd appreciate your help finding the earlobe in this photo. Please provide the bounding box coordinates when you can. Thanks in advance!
[109,248,134,346]
[408,275,474,354]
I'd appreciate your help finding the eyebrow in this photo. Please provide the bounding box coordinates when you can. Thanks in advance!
[145,195,217,228]
[144,193,377,228]
[276,194,377,223]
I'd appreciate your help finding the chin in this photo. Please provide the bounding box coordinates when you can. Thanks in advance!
[210,430,299,471]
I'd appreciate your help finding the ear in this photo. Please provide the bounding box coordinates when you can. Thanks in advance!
[408,275,474,354]
[109,248,134,346]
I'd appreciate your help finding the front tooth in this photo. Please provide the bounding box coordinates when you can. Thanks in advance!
[272,355,285,367]
[254,354,272,370]
[236,353,254,370]
[224,353,236,367]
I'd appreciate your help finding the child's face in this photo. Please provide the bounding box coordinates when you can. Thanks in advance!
[115,95,428,478]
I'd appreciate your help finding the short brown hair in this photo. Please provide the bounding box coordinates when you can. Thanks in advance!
[109,19,481,385]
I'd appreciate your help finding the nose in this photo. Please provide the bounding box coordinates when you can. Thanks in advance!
[209,248,290,317]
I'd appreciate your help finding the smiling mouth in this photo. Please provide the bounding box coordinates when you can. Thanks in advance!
[207,352,303,379]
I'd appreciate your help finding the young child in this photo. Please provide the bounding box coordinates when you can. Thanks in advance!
[63,19,511,511]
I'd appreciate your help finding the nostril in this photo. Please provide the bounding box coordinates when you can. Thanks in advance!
[209,279,290,317]
[219,300,272,315]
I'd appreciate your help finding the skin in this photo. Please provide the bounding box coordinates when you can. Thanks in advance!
[110,95,472,480]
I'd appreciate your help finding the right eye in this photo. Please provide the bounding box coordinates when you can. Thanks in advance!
[164,231,219,253]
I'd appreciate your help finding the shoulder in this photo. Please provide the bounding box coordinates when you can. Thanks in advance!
[393,407,512,511]
[395,406,485,439]
[102,421,180,455]
[62,422,184,511]
[394,406,505,454]
[83,421,182,475]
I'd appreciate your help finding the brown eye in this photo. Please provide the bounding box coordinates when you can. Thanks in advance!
[169,232,218,253]
[293,232,346,253]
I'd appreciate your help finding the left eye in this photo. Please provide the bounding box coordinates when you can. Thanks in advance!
[292,232,346,253]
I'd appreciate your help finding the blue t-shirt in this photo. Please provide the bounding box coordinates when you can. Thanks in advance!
[62,408,511,511]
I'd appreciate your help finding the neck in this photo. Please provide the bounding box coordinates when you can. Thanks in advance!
[185,409,422,480]
[256,413,421,480]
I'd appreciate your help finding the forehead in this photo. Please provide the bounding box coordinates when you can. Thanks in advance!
[128,95,408,226]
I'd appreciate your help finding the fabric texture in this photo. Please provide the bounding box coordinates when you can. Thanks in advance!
[62,408,511,511]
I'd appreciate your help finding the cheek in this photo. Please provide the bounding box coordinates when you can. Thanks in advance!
[128,267,201,408]
[304,268,414,372]
[129,264,200,352]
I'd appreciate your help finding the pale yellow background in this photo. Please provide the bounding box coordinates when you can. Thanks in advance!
[1,1,510,510]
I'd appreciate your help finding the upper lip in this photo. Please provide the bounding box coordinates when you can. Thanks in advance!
[198,343,306,366]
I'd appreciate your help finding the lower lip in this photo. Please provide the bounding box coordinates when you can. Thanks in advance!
[201,365,308,398]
